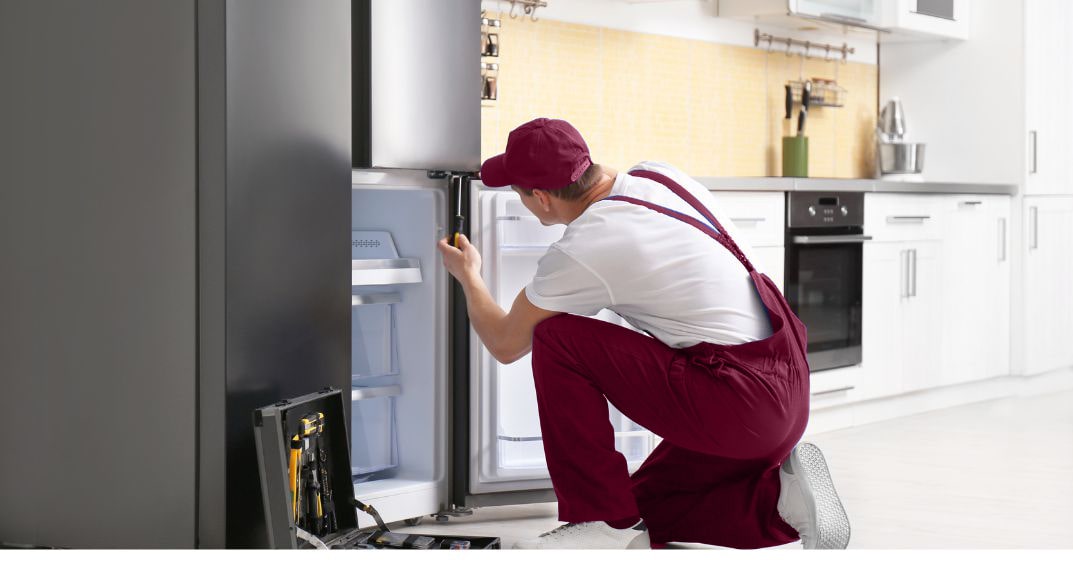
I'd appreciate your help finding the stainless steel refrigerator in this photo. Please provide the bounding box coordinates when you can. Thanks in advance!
[1,0,351,548]
[348,0,658,526]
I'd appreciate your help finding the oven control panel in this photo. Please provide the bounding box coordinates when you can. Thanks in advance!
[787,192,864,228]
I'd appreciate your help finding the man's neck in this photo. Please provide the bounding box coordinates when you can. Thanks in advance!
[563,168,618,223]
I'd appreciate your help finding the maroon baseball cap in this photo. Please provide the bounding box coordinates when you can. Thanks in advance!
[480,118,593,190]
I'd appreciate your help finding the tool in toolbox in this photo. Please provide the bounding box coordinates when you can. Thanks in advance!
[254,388,501,549]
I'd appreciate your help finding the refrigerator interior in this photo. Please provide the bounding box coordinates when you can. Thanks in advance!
[468,189,658,496]
[350,171,447,526]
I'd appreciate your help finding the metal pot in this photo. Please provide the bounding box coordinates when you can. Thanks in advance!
[878,142,925,175]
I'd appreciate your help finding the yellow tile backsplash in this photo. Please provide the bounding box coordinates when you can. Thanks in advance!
[481,14,878,178]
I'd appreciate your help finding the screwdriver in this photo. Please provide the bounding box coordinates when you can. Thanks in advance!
[451,175,465,248]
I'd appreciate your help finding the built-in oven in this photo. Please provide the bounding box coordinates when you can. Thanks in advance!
[784,192,871,372]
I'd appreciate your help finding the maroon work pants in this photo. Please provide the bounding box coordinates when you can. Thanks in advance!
[531,313,809,549]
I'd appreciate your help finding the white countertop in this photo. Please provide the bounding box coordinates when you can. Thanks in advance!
[695,177,1017,195]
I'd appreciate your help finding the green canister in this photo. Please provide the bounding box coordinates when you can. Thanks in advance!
[782,136,809,178]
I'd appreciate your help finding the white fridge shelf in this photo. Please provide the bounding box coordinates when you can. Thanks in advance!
[351,258,422,286]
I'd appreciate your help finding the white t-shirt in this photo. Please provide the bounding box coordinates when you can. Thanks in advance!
[524,161,772,348]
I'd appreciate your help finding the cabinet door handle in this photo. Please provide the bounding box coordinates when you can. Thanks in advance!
[995,218,1004,264]
[731,217,766,224]
[1029,130,1038,174]
[900,249,909,298]
[1029,206,1039,250]
[909,248,918,298]
[886,215,931,223]
[811,385,855,397]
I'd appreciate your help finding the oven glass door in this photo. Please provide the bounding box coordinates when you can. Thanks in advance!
[786,238,864,371]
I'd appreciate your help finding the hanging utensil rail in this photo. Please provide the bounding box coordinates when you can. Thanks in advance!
[504,0,547,21]
[754,29,855,63]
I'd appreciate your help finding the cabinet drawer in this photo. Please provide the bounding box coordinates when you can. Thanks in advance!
[865,193,943,242]
[709,191,785,248]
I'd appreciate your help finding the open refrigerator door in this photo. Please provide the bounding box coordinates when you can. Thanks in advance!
[463,185,659,501]
[349,170,450,527]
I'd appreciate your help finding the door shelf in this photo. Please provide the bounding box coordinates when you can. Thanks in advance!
[351,293,400,379]
[496,429,651,442]
[351,258,422,286]
[350,384,402,482]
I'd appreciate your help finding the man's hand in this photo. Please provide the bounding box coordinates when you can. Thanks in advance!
[437,233,482,286]
[436,232,560,364]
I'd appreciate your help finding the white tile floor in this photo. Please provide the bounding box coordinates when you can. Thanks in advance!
[397,390,1073,549]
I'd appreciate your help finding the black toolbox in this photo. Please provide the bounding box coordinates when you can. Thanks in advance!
[253,388,500,549]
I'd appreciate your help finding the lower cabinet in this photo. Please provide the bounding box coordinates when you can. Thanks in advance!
[939,196,1011,384]
[1022,196,1073,375]
[859,240,942,399]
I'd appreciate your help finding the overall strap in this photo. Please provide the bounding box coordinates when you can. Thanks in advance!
[607,169,755,272]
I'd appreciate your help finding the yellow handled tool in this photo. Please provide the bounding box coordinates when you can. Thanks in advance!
[289,435,301,521]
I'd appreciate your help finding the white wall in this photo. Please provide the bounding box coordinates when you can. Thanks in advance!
[481,0,878,63]
[878,0,1024,185]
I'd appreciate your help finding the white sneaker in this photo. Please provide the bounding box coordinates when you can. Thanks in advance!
[512,521,651,550]
[777,442,851,549]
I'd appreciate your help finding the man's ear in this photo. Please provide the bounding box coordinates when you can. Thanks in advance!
[533,189,553,212]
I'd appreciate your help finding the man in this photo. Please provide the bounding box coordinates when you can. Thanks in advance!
[437,118,850,550]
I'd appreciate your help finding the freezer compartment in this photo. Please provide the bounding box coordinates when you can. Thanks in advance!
[350,174,447,526]
[350,385,402,481]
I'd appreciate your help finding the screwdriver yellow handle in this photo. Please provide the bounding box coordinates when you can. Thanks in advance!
[289,436,301,521]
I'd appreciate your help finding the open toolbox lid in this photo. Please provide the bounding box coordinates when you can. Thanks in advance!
[253,388,358,548]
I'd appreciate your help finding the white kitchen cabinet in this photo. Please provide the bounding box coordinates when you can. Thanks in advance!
[859,240,942,400]
[709,190,786,290]
[864,193,944,242]
[881,0,970,41]
[1025,0,1073,196]
[1022,196,1073,375]
[718,0,883,32]
[709,191,785,248]
[939,196,1011,385]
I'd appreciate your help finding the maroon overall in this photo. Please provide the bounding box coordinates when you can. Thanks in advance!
[530,169,811,549]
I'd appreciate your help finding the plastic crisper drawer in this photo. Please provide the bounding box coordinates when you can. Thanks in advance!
[351,293,400,379]
[350,384,402,482]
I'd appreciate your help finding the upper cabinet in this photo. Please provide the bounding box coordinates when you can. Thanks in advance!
[880,0,970,41]
[1024,0,1073,195]
[718,0,884,33]
[718,0,967,40]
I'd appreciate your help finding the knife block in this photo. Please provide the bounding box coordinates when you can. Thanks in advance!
[782,136,809,178]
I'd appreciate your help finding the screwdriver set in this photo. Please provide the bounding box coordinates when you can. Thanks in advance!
[254,388,500,549]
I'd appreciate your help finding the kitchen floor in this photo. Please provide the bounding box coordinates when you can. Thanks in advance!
[401,389,1073,549]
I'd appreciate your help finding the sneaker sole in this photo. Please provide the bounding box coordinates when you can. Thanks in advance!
[788,442,851,549]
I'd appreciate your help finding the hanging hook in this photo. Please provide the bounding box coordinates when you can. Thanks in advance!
[509,0,520,19]
[785,38,793,57]
[804,41,811,59]
[527,4,539,22]
[767,36,773,53]
[824,44,831,62]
